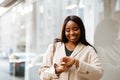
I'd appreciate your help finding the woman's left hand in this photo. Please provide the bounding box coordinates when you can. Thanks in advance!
[60,56,75,68]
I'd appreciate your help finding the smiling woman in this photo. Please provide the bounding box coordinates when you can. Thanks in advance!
[39,15,103,80]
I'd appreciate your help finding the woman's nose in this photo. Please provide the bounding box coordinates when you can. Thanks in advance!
[70,30,74,34]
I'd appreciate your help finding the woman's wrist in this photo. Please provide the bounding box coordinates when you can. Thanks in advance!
[55,68,61,76]
[74,59,79,68]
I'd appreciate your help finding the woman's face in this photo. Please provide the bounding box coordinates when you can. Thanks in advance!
[65,21,81,43]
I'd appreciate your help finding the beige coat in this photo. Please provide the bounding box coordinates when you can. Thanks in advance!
[39,42,103,80]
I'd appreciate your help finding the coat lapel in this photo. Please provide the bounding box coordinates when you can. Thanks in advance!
[56,42,85,58]
[70,42,85,58]
[60,43,66,56]
[54,43,66,63]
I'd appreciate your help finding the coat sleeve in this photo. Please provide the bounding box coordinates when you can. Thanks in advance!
[39,44,58,80]
[76,47,103,80]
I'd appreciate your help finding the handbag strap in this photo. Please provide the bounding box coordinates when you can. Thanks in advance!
[53,42,56,55]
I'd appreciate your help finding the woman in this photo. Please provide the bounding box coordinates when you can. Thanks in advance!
[39,15,103,80]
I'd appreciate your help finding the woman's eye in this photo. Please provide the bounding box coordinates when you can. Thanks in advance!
[73,27,79,31]
[65,29,70,32]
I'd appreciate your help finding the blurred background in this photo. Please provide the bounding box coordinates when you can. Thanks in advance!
[0,0,120,80]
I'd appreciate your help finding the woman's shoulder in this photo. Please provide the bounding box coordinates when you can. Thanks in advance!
[78,43,92,49]
[86,45,97,55]
[86,45,93,49]
[82,44,96,53]
[49,42,63,47]
[54,42,64,47]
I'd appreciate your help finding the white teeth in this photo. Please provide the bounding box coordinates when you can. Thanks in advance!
[70,36,76,39]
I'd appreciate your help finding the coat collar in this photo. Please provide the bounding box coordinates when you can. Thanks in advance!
[61,42,85,58]
[70,42,85,57]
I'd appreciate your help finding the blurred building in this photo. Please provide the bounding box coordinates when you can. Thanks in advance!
[0,0,120,80]
[0,0,96,55]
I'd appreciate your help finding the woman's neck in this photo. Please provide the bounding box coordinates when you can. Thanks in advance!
[65,42,78,51]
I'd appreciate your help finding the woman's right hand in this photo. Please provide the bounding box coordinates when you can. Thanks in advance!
[54,63,68,74]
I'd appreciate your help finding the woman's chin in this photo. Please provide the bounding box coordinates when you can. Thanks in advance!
[70,40,78,43]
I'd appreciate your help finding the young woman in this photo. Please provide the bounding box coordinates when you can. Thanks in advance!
[39,15,103,80]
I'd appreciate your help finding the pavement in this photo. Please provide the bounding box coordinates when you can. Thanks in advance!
[0,58,24,80]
